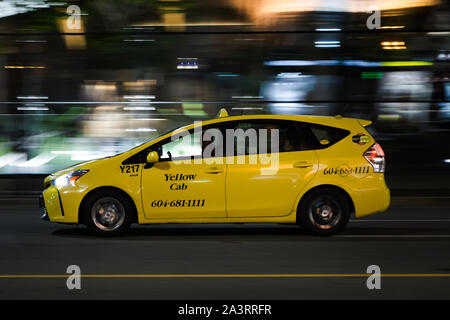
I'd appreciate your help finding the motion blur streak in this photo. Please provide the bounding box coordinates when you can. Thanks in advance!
[0,0,446,199]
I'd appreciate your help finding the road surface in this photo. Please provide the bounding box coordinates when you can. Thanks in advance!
[0,197,449,299]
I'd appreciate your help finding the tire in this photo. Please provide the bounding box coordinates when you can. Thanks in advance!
[82,189,133,236]
[298,188,351,236]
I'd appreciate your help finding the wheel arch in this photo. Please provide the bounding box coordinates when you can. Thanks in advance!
[296,184,355,221]
[78,186,139,224]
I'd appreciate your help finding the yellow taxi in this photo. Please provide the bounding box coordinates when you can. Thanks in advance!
[40,110,390,236]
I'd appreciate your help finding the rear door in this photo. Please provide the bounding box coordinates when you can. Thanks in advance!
[224,119,319,218]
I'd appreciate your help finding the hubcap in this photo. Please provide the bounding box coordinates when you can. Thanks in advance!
[91,197,125,231]
[309,198,341,230]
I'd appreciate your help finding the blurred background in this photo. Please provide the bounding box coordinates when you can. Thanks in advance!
[0,0,449,197]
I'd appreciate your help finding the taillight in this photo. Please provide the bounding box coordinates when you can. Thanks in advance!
[364,143,385,173]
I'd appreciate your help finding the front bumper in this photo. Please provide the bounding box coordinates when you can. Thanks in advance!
[41,185,65,222]
[39,194,49,221]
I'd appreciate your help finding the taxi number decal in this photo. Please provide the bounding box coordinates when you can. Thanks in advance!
[120,165,140,174]
[324,166,370,176]
[151,199,205,208]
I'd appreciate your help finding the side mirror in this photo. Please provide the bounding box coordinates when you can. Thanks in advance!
[146,151,159,164]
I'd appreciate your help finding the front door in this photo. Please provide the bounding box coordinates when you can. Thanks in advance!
[141,127,226,220]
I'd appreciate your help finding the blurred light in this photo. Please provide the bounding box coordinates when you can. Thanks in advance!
[123,39,155,42]
[437,53,450,60]
[315,28,341,32]
[315,41,340,44]
[123,95,155,99]
[17,106,49,111]
[17,96,48,100]
[381,41,406,50]
[123,80,157,88]
[428,32,450,35]
[234,38,264,41]
[381,26,405,29]
[15,40,47,43]
[132,22,252,27]
[177,65,198,70]
[232,96,263,99]
[4,66,45,69]
[232,107,264,110]
[444,159,450,164]
[132,118,167,121]
[277,72,303,78]
[182,103,207,117]
[378,114,401,120]
[125,128,157,132]
[27,4,51,9]
[123,106,156,111]
[343,61,381,67]
[233,0,440,16]
[264,60,340,66]
[265,59,433,68]
[362,72,384,79]
[382,46,407,50]
[381,41,405,46]
[216,73,240,77]
[315,45,340,48]
[265,60,315,66]
[315,41,340,48]
[177,58,198,70]
[381,61,433,67]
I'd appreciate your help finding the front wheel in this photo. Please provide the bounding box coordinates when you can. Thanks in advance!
[298,189,351,236]
[83,190,133,236]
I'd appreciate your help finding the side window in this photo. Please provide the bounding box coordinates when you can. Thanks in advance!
[225,120,301,155]
[158,125,225,160]
[159,131,202,160]
[301,123,350,149]
[122,124,225,164]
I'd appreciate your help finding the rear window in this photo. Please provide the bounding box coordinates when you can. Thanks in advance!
[300,123,350,150]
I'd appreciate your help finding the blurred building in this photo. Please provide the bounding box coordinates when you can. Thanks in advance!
[0,0,448,178]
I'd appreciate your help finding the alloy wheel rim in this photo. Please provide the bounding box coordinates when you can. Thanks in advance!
[308,198,341,230]
[91,197,126,231]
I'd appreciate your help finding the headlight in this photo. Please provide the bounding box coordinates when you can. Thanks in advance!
[53,169,89,187]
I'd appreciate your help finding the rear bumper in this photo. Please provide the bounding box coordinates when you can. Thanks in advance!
[354,181,390,218]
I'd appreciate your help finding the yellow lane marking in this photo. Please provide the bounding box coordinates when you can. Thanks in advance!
[1,274,450,278]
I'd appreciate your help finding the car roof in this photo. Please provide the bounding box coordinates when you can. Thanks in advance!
[200,114,367,129]
[128,113,370,154]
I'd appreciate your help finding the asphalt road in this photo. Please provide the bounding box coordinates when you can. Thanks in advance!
[1,197,450,300]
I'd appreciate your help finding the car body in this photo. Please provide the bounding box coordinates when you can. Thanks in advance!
[40,112,390,236]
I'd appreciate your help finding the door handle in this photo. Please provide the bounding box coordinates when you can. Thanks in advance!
[205,167,223,174]
[293,161,313,168]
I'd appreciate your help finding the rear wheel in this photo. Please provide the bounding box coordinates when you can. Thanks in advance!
[83,190,133,236]
[298,188,350,236]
